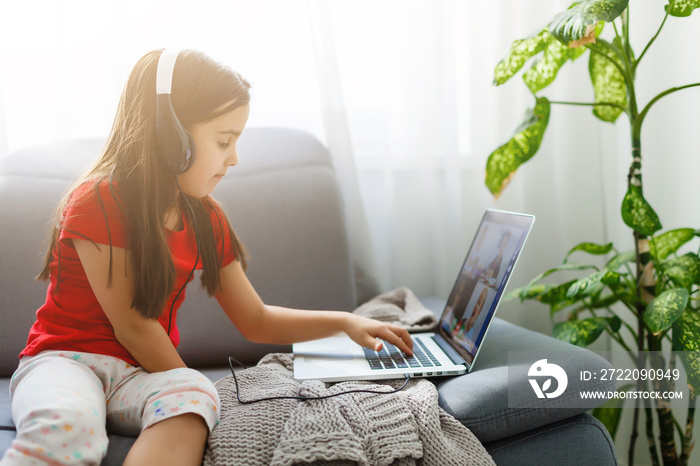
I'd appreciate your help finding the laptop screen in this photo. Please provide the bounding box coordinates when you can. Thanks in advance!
[437,210,534,367]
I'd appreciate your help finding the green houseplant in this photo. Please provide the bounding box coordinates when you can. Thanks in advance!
[485,0,699,465]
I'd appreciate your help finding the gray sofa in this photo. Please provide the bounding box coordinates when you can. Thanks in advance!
[0,128,618,465]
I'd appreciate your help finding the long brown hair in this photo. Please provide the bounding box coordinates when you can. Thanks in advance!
[38,49,250,319]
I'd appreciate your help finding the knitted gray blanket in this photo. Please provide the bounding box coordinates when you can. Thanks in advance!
[203,288,495,466]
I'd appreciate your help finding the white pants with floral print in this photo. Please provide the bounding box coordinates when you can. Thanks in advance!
[1,351,219,465]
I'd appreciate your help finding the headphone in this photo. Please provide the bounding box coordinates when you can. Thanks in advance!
[155,49,201,336]
[155,49,196,175]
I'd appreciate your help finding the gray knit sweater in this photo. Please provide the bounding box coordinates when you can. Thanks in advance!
[203,288,495,466]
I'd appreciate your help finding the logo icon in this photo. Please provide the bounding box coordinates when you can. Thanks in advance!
[528,359,568,399]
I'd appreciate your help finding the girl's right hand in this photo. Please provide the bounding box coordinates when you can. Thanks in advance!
[342,314,413,356]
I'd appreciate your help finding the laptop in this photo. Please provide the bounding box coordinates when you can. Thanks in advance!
[293,209,535,382]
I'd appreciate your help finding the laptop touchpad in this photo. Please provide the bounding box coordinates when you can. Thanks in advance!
[293,335,364,359]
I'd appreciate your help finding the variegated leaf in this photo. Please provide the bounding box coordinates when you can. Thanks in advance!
[538,280,579,304]
[553,316,620,347]
[650,228,696,261]
[588,293,624,311]
[509,280,579,307]
[567,270,621,299]
[644,288,689,335]
[548,0,629,45]
[662,253,700,289]
[551,297,582,314]
[564,241,613,263]
[606,251,636,270]
[494,30,550,86]
[666,0,700,17]
[551,288,624,316]
[485,97,550,197]
[522,32,588,93]
[620,185,662,237]
[672,310,700,394]
[521,263,600,295]
[505,284,548,302]
[588,39,627,122]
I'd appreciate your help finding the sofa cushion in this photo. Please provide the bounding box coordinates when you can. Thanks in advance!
[0,379,10,431]
[0,177,69,377]
[484,413,616,465]
[420,298,615,443]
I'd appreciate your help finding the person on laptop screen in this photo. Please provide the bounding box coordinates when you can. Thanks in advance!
[484,229,512,284]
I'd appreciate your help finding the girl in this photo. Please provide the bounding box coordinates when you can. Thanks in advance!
[2,49,412,466]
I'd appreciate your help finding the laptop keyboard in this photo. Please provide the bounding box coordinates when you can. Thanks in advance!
[362,337,441,370]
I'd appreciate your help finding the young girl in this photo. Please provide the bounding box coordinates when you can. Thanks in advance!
[2,49,412,466]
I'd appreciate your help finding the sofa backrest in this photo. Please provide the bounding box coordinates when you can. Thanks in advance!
[0,127,358,375]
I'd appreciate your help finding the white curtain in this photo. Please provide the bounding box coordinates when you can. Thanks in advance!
[1,0,698,335]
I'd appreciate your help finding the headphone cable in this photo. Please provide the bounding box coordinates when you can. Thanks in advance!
[167,177,201,336]
[227,356,411,404]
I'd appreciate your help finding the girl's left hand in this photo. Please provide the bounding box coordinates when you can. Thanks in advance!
[343,314,413,356]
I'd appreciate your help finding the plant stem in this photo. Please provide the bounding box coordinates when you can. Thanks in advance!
[605,306,639,345]
[616,298,637,316]
[629,178,648,466]
[623,263,637,289]
[568,298,639,343]
[623,7,632,73]
[549,100,627,112]
[673,417,684,442]
[645,400,662,466]
[604,326,634,353]
[627,54,646,456]
[636,10,670,67]
[630,344,644,466]
[647,337,679,464]
[583,302,635,354]
[587,305,636,354]
[634,83,700,137]
[681,395,696,464]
